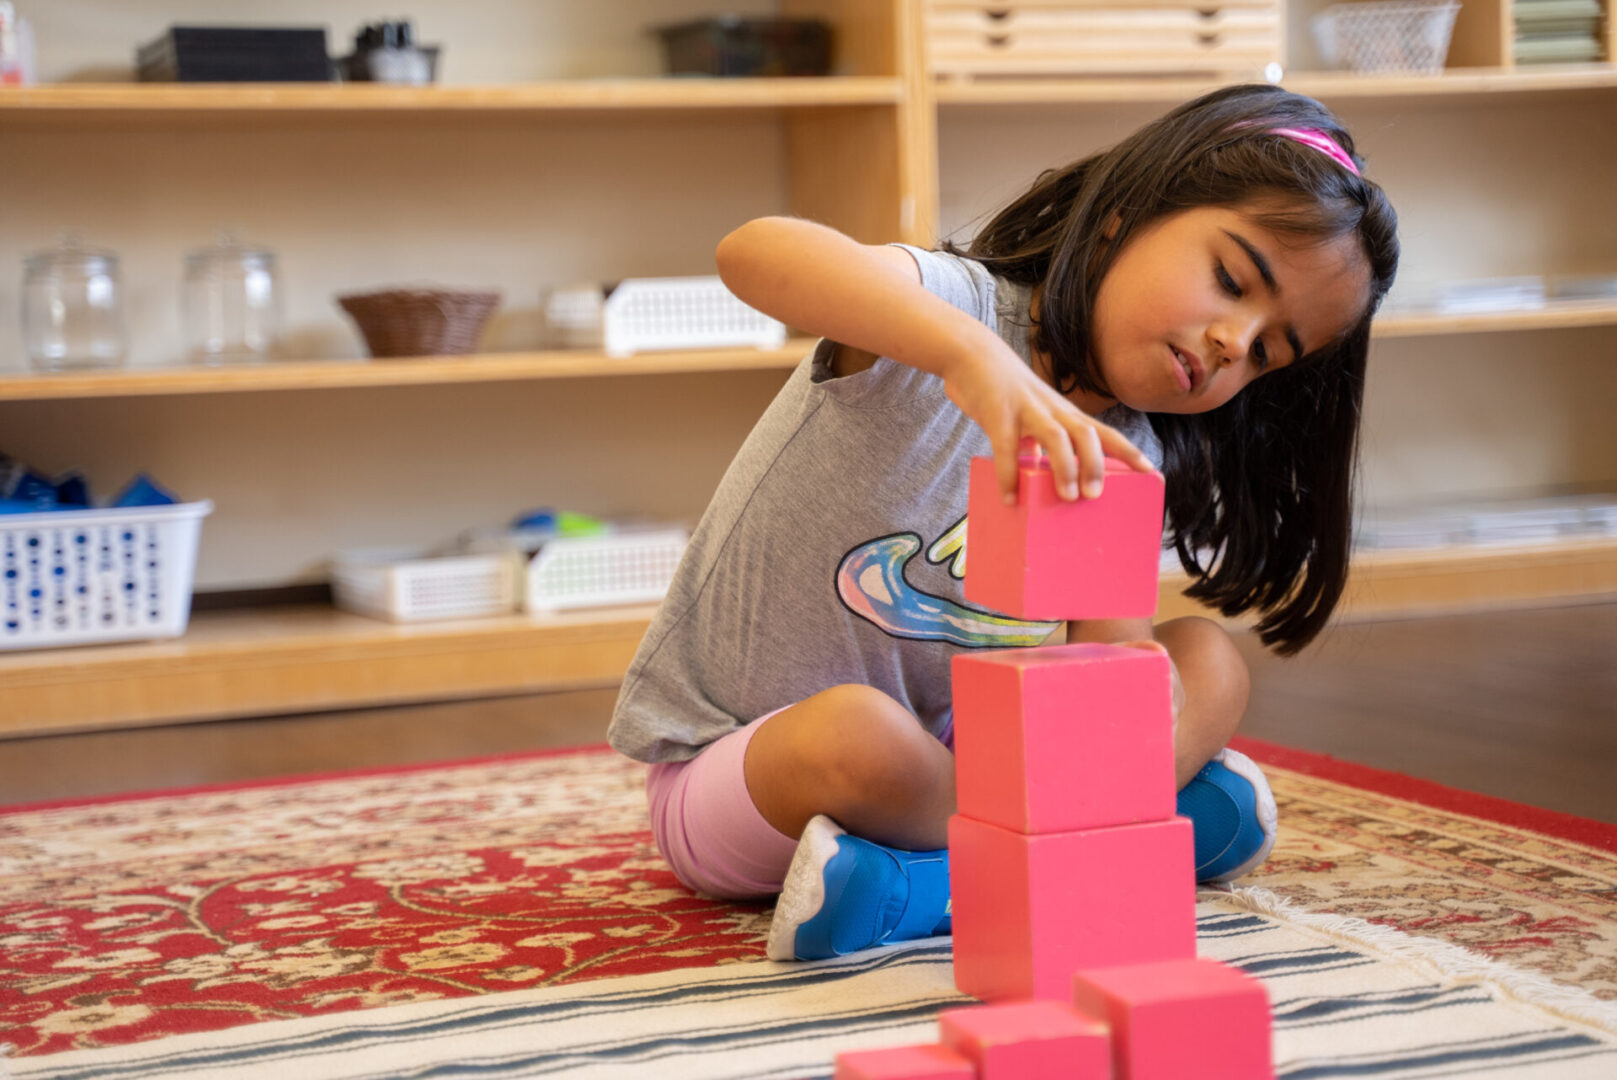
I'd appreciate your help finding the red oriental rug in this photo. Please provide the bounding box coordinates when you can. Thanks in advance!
[2,739,1615,1061]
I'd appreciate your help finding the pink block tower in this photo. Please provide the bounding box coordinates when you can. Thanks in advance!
[835,443,1274,1078]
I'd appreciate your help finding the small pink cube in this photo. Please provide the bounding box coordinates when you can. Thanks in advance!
[964,454,1164,621]
[834,1042,976,1080]
[940,999,1110,1078]
[1071,957,1274,1079]
[951,642,1175,833]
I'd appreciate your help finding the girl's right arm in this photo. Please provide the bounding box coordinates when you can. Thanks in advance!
[715,216,1154,503]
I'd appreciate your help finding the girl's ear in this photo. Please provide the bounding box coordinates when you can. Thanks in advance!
[1102,212,1122,241]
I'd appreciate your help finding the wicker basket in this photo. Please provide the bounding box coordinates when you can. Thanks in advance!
[338,287,501,358]
[1312,0,1460,74]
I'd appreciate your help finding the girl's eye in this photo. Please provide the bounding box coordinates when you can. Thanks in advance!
[1253,338,1269,370]
[1216,262,1242,298]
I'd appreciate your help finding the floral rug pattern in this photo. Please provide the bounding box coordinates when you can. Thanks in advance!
[2,745,1613,1058]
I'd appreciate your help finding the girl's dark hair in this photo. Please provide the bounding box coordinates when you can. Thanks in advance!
[950,83,1400,654]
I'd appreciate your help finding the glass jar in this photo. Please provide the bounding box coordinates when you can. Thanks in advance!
[182,234,281,365]
[21,237,127,371]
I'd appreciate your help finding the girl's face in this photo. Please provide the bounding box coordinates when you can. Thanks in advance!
[1088,202,1372,415]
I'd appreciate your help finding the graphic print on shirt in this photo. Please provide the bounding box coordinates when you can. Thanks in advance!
[836,516,1059,648]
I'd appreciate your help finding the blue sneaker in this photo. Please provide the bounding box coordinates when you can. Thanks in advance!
[766,815,952,962]
[1177,748,1278,883]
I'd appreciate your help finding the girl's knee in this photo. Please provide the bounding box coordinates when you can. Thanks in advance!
[754,684,939,805]
[1157,616,1250,728]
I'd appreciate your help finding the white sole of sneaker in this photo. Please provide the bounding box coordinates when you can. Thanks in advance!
[765,814,845,962]
[1206,747,1279,883]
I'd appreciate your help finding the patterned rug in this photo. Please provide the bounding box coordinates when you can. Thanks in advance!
[2,740,1615,1066]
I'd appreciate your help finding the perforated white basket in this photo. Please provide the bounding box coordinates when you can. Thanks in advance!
[1313,0,1460,74]
[332,546,519,623]
[1,500,212,651]
[546,276,787,356]
[524,528,689,614]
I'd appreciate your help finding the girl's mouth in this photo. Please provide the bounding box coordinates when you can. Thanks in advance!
[1170,345,1197,392]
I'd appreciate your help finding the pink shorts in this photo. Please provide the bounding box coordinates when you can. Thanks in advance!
[645,707,955,900]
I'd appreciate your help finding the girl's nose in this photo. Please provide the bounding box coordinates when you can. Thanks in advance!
[1211,315,1261,363]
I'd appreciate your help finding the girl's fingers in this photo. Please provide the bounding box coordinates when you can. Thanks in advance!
[1093,423,1156,474]
[1027,417,1079,500]
[990,426,1022,505]
[1071,423,1107,499]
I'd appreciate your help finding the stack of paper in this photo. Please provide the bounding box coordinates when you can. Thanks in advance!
[1514,0,1605,64]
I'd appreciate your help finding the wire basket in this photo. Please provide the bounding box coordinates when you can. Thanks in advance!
[546,276,786,356]
[1,501,212,650]
[332,546,519,622]
[1313,0,1460,74]
[338,288,501,358]
[524,528,689,613]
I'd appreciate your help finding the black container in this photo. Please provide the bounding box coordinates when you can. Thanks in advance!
[137,26,332,82]
[655,17,833,77]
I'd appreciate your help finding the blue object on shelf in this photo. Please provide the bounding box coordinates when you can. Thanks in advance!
[111,473,180,508]
[511,508,607,537]
[12,471,57,509]
[54,472,92,508]
[0,499,49,515]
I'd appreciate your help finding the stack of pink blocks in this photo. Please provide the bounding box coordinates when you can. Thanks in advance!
[836,447,1274,1079]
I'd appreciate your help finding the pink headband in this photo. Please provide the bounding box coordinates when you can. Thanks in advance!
[1269,127,1361,177]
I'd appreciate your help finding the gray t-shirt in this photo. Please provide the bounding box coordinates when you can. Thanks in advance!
[607,246,1164,764]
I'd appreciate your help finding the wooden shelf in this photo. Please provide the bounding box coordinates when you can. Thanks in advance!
[934,65,1617,107]
[0,341,813,401]
[0,79,905,127]
[1373,298,1617,338]
[5,538,1614,738]
[1158,536,1617,622]
[6,298,1612,403]
[0,603,659,737]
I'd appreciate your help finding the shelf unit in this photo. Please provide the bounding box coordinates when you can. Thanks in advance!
[3,300,1615,401]
[0,342,816,401]
[9,534,1615,736]
[2,0,1614,737]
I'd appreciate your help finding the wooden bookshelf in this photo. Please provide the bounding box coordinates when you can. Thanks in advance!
[4,299,1614,402]
[932,65,1617,107]
[0,342,814,402]
[1372,298,1617,338]
[1159,536,1617,622]
[4,538,1613,738]
[0,603,659,738]
[0,78,906,128]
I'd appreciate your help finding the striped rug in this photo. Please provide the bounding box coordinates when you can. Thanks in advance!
[9,889,1616,1080]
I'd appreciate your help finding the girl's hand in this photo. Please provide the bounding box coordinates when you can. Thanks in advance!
[941,338,1156,504]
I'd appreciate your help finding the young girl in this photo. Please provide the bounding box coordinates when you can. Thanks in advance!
[608,83,1399,962]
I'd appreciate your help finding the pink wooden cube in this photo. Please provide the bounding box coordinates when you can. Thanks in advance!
[940,999,1110,1079]
[1071,958,1274,1080]
[951,642,1175,834]
[950,814,1196,1002]
[834,1042,977,1080]
[964,454,1164,621]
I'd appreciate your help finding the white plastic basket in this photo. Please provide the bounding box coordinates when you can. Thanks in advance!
[1313,0,1460,74]
[332,546,518,622]
[1,500,212,651]
[546,276,787,356]
[524,528,689,614]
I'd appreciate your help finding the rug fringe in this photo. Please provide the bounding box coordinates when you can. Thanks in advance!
[1212,885,1617,1037]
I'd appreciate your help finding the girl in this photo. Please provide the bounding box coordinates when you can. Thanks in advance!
[608,84,1399,962]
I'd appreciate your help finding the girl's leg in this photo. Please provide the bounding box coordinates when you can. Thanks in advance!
[1151,615,1252,787]
[742,683,956,853]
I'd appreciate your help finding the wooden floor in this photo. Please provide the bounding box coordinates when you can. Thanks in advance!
[1,602,1613,823]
